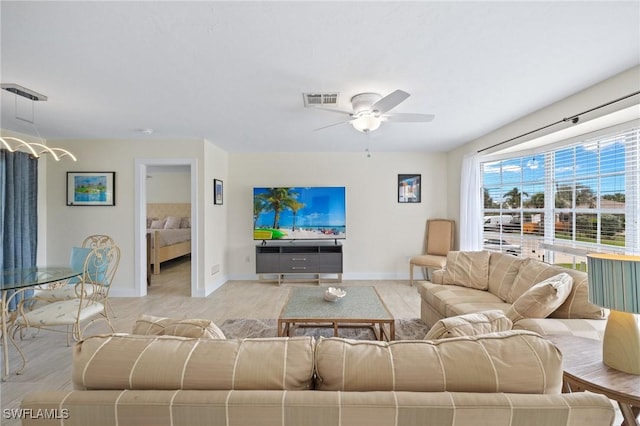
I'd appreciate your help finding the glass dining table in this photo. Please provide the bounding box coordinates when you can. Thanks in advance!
[1,266,81,380]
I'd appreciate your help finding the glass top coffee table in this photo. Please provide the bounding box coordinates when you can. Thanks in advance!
[277,287,395,341]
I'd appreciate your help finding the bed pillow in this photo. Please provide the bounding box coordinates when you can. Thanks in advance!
[506,273,573,323]
[150,219,165,229]
[132,314,226,339]
[164,216,182,229]
[180,217,191,228]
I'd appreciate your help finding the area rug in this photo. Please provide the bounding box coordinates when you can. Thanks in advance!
[220,318,429,340]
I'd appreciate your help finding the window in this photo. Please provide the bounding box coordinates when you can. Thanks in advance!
[481,125,639,267]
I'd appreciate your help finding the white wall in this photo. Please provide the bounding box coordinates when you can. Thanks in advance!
[226,151,448,280]
[146,167,190,203]
[446,65,640,245]
[202,140,229,294]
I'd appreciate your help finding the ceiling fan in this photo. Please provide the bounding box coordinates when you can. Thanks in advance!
[315,89,435,133]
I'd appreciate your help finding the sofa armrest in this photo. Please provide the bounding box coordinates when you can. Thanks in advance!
[431,269,445,284]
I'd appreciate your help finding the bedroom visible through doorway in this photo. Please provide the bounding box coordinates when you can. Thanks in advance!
[135,158,198,298]
[146,165,192,295]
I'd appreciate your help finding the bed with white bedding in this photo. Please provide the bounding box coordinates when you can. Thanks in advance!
[147,203,191,275]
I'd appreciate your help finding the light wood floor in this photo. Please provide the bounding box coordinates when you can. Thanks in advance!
[1,257,421,424]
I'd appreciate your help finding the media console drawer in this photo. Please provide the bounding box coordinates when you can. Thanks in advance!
[280,255,319,271]
[256,243,343,284]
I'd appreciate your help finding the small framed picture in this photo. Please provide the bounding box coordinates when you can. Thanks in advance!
[214,179,223,205]
[67,172,115,206]
[398,174,421,203]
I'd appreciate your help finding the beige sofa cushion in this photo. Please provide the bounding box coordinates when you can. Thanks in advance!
[418,282,509,319]
[550,268,605,320]
[506,273,573,323]
[73,335,315,391]
[442,251,491,290]
[424,310,512,340]
[314,330,562,393]
[508,260,604,319]
[20,389,616,426]
[488,252,527,301]
[514,318,606,340]
[132,314,226,339]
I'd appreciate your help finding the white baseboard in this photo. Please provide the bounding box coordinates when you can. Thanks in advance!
[109,287,142,298]
[226,273,412,282]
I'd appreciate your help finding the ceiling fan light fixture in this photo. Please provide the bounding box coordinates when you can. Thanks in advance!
[351,114,382,132]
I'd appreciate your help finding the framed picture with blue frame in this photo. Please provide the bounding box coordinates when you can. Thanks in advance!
[398,174,421,203]
[67,171,115,206]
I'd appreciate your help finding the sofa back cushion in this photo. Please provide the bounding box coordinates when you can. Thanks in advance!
[442,251,490,290]
[314,330,562,394]
[508,259,604,319]
[488,252,527,301]
[73,335,315,391]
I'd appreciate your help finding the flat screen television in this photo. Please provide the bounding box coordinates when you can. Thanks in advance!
[253,186,346,240]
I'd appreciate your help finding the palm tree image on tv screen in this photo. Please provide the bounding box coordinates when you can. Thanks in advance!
[253,187,346,240]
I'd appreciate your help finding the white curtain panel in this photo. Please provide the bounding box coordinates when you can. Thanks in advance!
[459,152,482,250]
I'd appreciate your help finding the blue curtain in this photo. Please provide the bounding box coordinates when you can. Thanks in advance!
[1,150,38,310]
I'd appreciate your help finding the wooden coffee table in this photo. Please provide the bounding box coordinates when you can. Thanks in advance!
[548,335,640,426]
[277,286,395,341]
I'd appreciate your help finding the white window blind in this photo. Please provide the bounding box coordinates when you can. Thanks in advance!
[480,125,639,265]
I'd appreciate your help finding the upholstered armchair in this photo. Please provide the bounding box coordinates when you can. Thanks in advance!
[409,219,455,285]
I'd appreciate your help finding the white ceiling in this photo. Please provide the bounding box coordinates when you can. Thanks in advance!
[1,1,638,153]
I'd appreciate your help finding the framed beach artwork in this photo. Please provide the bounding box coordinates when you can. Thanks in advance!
[214,179,223,205]
[398,174,421,203]
[67,172,115,206]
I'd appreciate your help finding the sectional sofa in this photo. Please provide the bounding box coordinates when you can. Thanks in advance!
[20,330,614,426]
[418,251,607,339]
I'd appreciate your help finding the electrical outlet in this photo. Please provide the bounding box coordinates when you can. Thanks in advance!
[211,264,220,275]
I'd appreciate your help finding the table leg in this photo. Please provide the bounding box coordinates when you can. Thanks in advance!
[618,402,639,426]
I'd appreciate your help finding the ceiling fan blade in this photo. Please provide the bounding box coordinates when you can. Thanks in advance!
[383,113,435,123]
[314,119,353,131]
[371,89,410,114]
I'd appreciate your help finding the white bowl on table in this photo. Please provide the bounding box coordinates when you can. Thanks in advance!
[324,287,346,302]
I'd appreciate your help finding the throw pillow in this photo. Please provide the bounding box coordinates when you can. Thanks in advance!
[442,251,491,290]
[506,273,573,323]
[164,216,182,229]
[180,217,191,228]
[424,310,512,340]
[132,314,226,339]
[150,219,165,229]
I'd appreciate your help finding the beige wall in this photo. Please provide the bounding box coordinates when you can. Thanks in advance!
[44,138,211,296]
[146,167,190,203]
[203,140,229,294]
[226,151,448,279]
[446,65,640,246]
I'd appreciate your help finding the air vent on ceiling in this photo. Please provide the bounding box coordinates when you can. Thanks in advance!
[303,92,339,107]
[1,83,48,101]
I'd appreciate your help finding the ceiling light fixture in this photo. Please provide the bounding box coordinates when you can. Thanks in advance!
[1,83,77,161]
[0,136,77,161]
[351,114,382,133]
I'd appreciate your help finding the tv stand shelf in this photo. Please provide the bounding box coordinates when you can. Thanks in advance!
[256,242,343,285]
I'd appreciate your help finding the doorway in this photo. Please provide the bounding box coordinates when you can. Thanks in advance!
[134,158,198,297]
